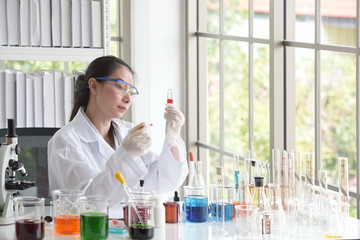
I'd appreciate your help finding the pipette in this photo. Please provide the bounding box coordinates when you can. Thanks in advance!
[115,172,144,225]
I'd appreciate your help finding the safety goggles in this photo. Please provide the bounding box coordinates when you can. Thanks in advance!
[95,77,139,101]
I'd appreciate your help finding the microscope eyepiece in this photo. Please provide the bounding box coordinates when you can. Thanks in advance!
[6,119,17,138]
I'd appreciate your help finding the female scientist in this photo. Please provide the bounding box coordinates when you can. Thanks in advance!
[47,55,188,217]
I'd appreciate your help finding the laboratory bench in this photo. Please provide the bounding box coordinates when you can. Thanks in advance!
[0,216,359,240]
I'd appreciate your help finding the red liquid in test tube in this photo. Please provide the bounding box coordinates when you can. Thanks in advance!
[167,89,173,104]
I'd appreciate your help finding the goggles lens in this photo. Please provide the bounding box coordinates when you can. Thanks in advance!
[95,77,139,101]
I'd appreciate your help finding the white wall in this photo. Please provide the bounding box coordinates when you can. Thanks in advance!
[130,0,185,153]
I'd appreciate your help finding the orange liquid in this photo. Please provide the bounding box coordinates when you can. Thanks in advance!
[54,215,80,235]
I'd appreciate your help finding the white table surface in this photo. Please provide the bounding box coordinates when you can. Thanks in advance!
[0,216,359,240]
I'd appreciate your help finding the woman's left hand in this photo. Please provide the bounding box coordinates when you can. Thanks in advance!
[164,104,185,146]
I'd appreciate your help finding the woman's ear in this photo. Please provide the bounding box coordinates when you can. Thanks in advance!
[88,78,99,95]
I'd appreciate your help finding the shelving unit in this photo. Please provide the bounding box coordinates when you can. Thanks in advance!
[0,0,110,63]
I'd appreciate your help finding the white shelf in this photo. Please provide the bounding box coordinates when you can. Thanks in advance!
[0,46,107,62]
[0,0,110,63]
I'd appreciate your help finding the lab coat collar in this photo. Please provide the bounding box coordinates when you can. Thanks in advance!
[71,109,116,158]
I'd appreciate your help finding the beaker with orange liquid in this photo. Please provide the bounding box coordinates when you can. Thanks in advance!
[52,189,84,235]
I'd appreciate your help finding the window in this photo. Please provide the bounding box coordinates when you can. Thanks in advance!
[187,0,359,218]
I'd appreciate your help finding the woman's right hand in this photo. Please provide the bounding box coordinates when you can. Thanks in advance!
[122,122,152,157]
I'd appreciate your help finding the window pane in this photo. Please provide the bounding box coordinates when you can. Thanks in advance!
[254,0,269,39]
[209,151,220,185]
[223,41,249,153]
[254,44,270,162]
[199,0,219,33]
[293,48,315,154]
[205,38,220,147]
[6,61,65,73]
[111,41,120,57]
[320,51,356,193]
[110,0,119,36]
[223,0,248,36]
[320,0,356,46]
[289,0,315,42]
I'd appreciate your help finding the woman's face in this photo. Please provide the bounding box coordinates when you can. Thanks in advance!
[94,66,135,119]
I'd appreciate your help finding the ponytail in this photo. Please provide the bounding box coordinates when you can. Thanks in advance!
[69,75,89,121]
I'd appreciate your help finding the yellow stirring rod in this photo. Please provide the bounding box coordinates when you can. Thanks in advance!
[115,172,144,226]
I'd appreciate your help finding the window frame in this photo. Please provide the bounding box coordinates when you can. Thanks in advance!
[186,0,360,218]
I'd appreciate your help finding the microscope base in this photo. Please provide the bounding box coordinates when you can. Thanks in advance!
[0,217,15,225]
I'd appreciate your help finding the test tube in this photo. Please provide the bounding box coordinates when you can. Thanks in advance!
[167,89,173,104]
[319,170,328,190]
[288,152,296,200]
[280,150,289,210]
[305,152,315,185]
[272,149,281,185]
[338,157,349,216]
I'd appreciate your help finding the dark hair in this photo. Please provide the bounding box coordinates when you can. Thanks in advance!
[69,55,134,121]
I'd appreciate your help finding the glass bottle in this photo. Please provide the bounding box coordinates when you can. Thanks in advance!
[188,152,197,187]
[163,191,180,223]
[253,176,269,212]
[195,160,205,187]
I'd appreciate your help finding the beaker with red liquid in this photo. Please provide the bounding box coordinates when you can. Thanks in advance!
[14,196,45,240]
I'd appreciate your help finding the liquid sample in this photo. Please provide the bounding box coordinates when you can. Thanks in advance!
[54,214,80,235]
[210,203,234,221]
[15,219,45,240]
[129,225,154,240]
[185,195,208,223]
[164,202,179,223]
[80,212,108,240]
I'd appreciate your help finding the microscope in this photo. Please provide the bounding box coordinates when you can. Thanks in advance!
[0,119,35,225]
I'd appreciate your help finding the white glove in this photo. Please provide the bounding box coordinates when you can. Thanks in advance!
[122,122,152,157]
[164,104,185,146]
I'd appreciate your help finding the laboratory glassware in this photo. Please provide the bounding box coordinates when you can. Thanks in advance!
[115,172,145,226]
[324,199,343,238]
[14,196,45,240]
[338,157,349,216]
[183,186,208,223]
[253,176,269,212]
[164,191,180,223]
[128,199,155,240]
[280,150,289,210]
[210,184,235,221]
[79,196,109,240]
[188,152,197,187]
[235,205,259,238]
[52,189,84,235]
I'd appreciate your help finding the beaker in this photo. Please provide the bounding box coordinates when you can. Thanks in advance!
[79,196,109,240]
[128,199,155,240]
[210,184,234,221]
[183,186,209,223]
[324,200,344,238]
[52,189,85,235]
[14,196,45,240]
[235,205,259,238]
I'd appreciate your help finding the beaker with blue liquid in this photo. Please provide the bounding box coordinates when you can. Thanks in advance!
[184,186,209,223]
[210,184,235,221]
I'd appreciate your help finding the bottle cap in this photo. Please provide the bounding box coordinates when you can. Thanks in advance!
[173,191,180,202]
[140,179,145,187]
[189,152,195,161]
[254,176,264,187]
[216,166,224,175]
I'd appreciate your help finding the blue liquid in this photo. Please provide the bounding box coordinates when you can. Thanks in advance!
[185,195,208,223]
[210,203,234,221]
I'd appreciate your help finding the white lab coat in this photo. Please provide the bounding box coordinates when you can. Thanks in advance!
[48,108,188,218]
